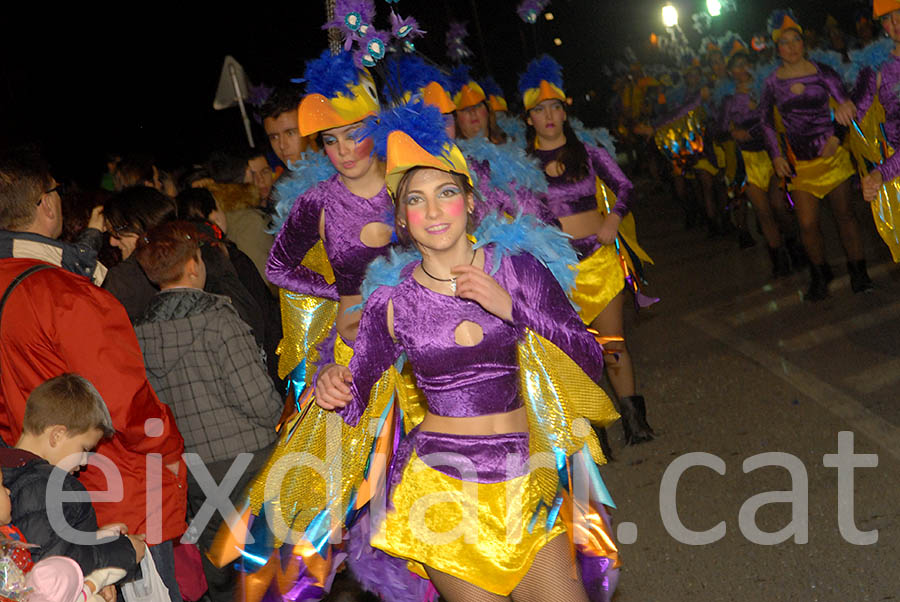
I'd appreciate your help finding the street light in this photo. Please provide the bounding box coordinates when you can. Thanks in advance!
[706,0,721,17]
[662,4,678,28]
[553,37,563,46]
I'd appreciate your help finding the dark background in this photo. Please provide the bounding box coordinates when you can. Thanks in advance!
[0,0,868,185]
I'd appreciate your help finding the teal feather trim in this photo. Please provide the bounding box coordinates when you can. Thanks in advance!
[358,246,421,305]
[569,117,617,156]
[496,112,526,141]
[456,136,548,194]
[270,152,338,233]
[472,212,578,296]
[846,38,895,87]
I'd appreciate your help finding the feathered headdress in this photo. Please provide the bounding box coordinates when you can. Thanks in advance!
[517,0,551,24]
[446,21,474,63]
[323,0,424,68]
[718,32,748,60]
[481,76,509,112]
[768,9,802,42]
[448,64,487,111]
[381,54,456,114]
[297,50,380,136]
[874,0,900,18]
[518,54,566,111]
[359,98,471,195]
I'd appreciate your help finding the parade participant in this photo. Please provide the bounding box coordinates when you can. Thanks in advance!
[848,0,900,261]
[520,55,655,446]
[718,36,800,275]
[316,99,620,602]
[450,65,507,144]
[761,9,873,300]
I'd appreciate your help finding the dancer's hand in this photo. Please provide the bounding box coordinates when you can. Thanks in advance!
[862,170,883,203]
[773,156,793,179]
[834,100,856,127]
[821,135,840,158]
[316,364,352,410]
[452,265,513,322]
[597,213,622,246]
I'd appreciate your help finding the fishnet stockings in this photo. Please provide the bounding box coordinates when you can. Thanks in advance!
[425,535,589,602]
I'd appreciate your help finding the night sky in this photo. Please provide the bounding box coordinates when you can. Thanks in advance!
[1,0,869,185]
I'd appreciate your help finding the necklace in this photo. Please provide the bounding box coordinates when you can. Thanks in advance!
[421,249,476,294]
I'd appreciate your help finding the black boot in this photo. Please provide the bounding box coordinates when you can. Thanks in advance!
[593,425,614,461]
[786,237,807,272]
[769,246,791,278]
[805,264,830,302]
[738,228,757,249]
[847,260,874,293]
[619,395,655,445]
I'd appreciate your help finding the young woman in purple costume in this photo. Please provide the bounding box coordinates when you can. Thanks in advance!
[760,11,873,300]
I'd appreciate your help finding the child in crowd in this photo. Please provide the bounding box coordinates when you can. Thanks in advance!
[0,374,143,578]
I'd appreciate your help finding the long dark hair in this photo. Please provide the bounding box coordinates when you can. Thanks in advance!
[393,167,479,245]
[525,112,589,184]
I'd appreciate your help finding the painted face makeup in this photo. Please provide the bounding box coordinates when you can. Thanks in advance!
[401,168,470,254]
[322,123,376,180]
[528,99,567,142]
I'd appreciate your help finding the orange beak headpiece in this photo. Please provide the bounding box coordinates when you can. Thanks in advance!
[297,50,380,137]
[874,0,900,17]
[448,64,487,111]
[518,54,566,111]
[359,98,471,198]
[768,9,803,43]
[382,54,457,115]
[481,76,509,112]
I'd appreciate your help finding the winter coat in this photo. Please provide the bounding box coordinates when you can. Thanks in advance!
[135,289,282,465]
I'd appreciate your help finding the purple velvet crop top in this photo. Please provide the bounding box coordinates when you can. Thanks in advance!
[338,247,606,426]
[854,55,900,182]
[266,173,393,298]
[760,62,849,162]
[718,92,767,153]
[533,142,634,220]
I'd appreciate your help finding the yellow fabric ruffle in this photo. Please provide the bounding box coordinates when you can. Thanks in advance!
[694,157,719,176]
[372,450,567,596]
[742,150,775,192]
[595,179,653,265]
[571,245,625,325]
[789,146,854,199]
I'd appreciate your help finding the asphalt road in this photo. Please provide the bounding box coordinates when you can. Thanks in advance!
[603,177,900,601]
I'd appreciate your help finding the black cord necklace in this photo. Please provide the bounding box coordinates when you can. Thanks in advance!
[421,249,476,293]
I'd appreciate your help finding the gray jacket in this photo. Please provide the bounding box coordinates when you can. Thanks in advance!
[135,289,281,464]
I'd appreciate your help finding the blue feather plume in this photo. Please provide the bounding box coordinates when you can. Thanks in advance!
[845,37,895,87]
[518,55,564,97]
[472,212,578,300]
[448,64,475,97]
[481,76,505,99]
[808,49,846,75]
[569,117,618,156]
[269,151,338,233]
[767,9,799,36]
[303,50,362,98]
[359,246,421,304]
[456,136,548,194]
[496,112,526,141]
[359,98,452,161]
[381,54,450,100]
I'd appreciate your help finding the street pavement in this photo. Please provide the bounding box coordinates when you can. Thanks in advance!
[603,179,900,601]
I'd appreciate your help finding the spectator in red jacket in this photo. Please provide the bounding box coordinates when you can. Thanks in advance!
[0,150,187,602]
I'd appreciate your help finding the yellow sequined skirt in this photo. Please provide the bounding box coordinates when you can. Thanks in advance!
[372,447,567,596]
[789,146,854,199]
[571,245,625,325]
[742,150,775,192]
[694,157,720,176]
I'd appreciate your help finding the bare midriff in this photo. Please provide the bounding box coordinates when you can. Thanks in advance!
[337,294,362,342]
[419,406,528,436]
[559,209,604,241]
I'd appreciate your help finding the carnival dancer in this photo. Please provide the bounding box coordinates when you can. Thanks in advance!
[316,99,621,602]
[520,55,655,445]
[717,35,800,276]
[761,10,873,300]
[848,0,900,261]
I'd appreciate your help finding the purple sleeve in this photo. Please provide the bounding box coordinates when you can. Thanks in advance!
[513,185,559,226]
[852,67,878,119]
[265,188,339,300]
[586,144,634,217]
[817,62,849,104]
[505,253,605,384]
[760,78,783,159]
[718,96,734,137]
[339,286,402,426]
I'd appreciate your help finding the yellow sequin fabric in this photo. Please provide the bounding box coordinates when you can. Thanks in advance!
[789,146,855,199]
[741,150,775,192]
[653,107,707,171]
[571,245,625,325]
[595,179,654,266]
[275,240,338,381]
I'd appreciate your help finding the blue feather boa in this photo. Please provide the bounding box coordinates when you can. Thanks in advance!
[845,38,895,88]
[269,152,338,233]
[359,99,451,161]
[496,112,526,141]
[569,117,617,156]
[456,136,548,194]
[359,213,578,307]
[808,49,850,83]
[711,78,737,108]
